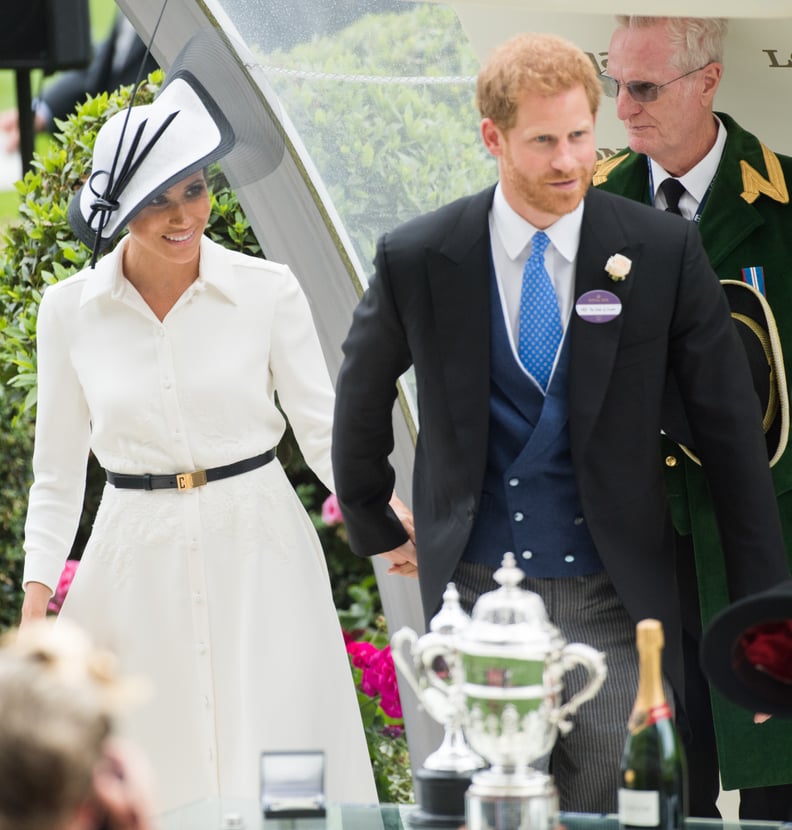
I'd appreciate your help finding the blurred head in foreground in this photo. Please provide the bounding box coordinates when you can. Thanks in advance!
[0,620,152,830]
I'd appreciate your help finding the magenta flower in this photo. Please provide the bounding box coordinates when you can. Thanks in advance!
[347,639,379,669]
[321,494,344,526]
[375,647,403,719]
[345,635,404,722]
[48,559,79,614]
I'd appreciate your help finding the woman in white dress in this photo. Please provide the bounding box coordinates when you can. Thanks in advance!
[19,63,378,812]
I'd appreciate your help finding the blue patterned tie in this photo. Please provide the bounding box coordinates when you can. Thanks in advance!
[518,231,562,391]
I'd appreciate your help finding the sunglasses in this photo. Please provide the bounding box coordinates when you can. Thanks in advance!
[600,64,709,103]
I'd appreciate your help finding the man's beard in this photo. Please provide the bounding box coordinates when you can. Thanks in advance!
[503,155,594,218]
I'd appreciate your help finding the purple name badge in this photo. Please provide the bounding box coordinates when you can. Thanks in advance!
[575,290,622,324]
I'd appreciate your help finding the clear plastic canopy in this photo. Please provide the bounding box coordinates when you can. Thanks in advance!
[217,0,494,273]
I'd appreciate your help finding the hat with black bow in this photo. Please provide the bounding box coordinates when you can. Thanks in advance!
[68,24,284,266]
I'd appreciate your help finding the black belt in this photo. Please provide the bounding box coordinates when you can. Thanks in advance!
[105,449,277,491]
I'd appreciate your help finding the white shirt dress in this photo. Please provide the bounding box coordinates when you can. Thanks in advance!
[22,235,378,812]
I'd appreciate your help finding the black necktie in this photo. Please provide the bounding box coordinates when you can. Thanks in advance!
[659,177,686,215]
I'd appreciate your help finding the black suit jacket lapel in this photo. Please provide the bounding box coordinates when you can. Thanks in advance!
[570,189,641,452]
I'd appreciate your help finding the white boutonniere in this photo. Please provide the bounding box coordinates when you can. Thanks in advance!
[605,253,632,282]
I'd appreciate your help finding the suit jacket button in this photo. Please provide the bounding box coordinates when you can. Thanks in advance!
[665,455,678,467]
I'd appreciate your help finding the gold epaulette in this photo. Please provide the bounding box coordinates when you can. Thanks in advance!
[740,144,790,205]
[593,151,631,186]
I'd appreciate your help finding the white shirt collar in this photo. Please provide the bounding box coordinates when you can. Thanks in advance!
[651,115,727,205]
[491,182,583,264]
[80,235,239,307]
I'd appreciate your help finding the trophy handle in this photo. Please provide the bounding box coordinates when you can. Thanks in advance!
[554,643,608,735]
[390,626,424,701]
[391,627,459,724]
[415,632,457,694]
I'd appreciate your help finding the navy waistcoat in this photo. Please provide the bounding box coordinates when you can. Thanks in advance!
[461,266,603,577]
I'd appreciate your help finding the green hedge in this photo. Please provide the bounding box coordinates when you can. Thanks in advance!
[263,3,493,265]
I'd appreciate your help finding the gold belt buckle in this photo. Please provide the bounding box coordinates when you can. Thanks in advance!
[176,469,208,491]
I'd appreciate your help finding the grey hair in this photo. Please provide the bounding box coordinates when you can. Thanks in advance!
[614,16,728,71]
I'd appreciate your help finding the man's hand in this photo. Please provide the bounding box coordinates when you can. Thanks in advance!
[389,492,415,543]
[379,542,418,578]
[381,493,418,577]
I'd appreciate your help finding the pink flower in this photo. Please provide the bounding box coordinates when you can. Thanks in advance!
[321,494,344,526]
[346,640,379,669]
[361,665,380,697]
[375,647,403,718]
[48,559,79,614]
[345,637,404,721]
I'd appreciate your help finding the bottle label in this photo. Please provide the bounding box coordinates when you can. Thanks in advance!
[618,788,660,826]
[646,703,672,727]
[628,702,673,734]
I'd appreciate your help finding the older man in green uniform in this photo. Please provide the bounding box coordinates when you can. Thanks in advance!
[595,15,792,822]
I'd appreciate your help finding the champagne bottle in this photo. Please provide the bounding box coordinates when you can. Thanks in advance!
[618,619,688,830]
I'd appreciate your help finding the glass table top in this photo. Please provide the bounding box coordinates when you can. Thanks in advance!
[159,800,789,830]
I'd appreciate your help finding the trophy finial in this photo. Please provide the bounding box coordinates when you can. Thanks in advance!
[493,552,526,591]
[430,582,471,635]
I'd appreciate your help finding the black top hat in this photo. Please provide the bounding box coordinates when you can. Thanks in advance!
[700,579,792,717]
[662,279,789,467]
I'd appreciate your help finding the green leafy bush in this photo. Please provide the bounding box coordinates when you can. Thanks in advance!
[262,3,494,266]
[344,578,414,804]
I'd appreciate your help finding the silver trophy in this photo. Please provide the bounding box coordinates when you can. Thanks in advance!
[392,583,485,826]
[408,553,608,830]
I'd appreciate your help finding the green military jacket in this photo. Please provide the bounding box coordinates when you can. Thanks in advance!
[596,112,792,790]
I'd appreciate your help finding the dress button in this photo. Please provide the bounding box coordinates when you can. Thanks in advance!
[564,554,575,563]
[573,515,584,526]
[665,455,678,467]
[521,550,533,560]
[508,477,520,487]
[513,511,524,522]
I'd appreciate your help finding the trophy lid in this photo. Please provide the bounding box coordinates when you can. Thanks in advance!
[463,553,564,650]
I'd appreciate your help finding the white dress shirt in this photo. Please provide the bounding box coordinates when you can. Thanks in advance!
[651,115,727,219]
[489,183,582,384]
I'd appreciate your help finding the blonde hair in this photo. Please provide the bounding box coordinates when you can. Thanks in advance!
[0,621,135,830]
[476,32,602,131]
[614,16,728,72]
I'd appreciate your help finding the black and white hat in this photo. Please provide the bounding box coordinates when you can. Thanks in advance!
[68,27,284,261]
[68,71,233,253]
